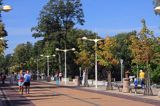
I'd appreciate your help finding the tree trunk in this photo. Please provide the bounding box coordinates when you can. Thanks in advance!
[82,68,89,87]
[58,53,62,72]
[144,63,153,95]
[106,70,113,90]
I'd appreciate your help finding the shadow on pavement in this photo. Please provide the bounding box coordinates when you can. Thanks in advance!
[3,99,35,106]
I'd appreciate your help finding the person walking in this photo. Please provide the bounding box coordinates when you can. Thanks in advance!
[59,72,62,82]
[10,72,15,85]
[24,70,31,94]
[134,78,138,94]
[2,73,6,84]
[55,72,59,86]
[17,70,24,94]
[139,70,145,88]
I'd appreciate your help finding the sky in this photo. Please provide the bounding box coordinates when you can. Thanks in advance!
[2,0,160,54]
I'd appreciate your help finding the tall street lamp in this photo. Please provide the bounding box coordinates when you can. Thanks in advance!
[154,5,160,97]
[82,36,102,88]
[55,48,75,85]
[34,58,40,80]
[40,54,56,77]
[0,3,12,22]
[120,59,123,83]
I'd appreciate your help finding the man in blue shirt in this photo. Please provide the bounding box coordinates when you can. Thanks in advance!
[24,70,31,94]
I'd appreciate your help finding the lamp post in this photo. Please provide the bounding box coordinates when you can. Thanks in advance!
[37,59,39,80]
[120,59,123,83]
[155,5,160,97]
[40,54,56,77]
[34,58,39,80]
[82,36,102,88]
[79,67,82,77]
[55,48,75,85]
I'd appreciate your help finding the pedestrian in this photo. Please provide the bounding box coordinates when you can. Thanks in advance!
[24,70,31,94]
[2,73,6,84]
[17,70,24,94]
[139,70,145,88]
[134,78,138,94]
[10,72,15,85]
[55,72,59,86]
[59,72,62,81]
[134,78,138,88]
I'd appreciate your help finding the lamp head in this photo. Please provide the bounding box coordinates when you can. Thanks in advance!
[71,48,75,51]
[40,54,43,57]
[155,6,160,13]
[82,36,87,40]
[52,54,56,57]
[55,48,59,51]
[0,37,4,40]
[2,5,12,12]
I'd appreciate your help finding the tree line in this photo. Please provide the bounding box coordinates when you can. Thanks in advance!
[0,0,160,84]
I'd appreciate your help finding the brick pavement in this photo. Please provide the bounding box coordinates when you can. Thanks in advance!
[0,83,35,106]
[0,81,160,106]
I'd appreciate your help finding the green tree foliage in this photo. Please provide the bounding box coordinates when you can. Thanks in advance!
[129,19,160,94]
[114,32,136,70]
[31,0,85,76]
[129,19,155,66]
[0,23,7,54]
[74,30,97,86]
[32,0,84,48]
[0,0,8,54]
[98,36,119,90]
[12,42,34,71]
[75,30,96,68]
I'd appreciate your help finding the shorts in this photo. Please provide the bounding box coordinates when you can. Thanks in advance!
[24,82,30,86]
[18,82,24,86]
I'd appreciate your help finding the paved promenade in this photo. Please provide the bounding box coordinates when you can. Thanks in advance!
[0,81,160,106]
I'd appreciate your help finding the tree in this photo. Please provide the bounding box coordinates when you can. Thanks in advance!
[0,24,7,54]
[32,0,84,47]
[75,30,96,87]
[129,19,156,95]
[12,42,34,71]
[32,0,85,75]
[98,36,119,90]
[114,32,136,68]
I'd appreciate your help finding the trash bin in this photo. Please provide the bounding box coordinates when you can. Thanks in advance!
[158,91,160,98]
[47,76,51,82]
[75,76,80,86]
[122,78,130,93]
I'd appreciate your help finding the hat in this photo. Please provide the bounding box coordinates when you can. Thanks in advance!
[140,70,143,72]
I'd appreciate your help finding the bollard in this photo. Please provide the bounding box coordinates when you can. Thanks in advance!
[122,78,130,93]
[75,76,80,86]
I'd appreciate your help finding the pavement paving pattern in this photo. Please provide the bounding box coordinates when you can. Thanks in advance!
[0,81,160,106]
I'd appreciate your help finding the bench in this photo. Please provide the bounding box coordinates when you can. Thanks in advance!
[129,86,142,94]
[112,82,123,92]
